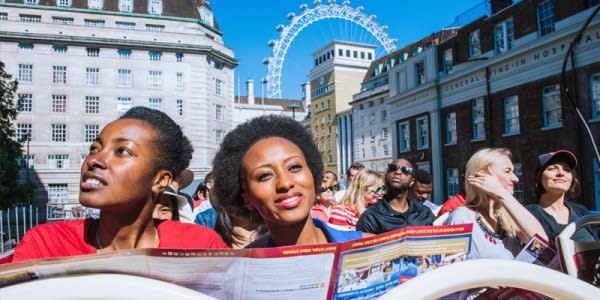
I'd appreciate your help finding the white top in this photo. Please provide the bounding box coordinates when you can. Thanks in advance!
[422,200,441,216]
[444,207,521,260]
[333,189,346,203]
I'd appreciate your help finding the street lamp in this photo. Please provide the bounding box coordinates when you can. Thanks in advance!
[287,103,300,120]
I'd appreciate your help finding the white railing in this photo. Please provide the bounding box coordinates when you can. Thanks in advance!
[0,204,42,254]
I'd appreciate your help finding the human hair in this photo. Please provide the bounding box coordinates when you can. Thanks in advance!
[346,162,365,179]
[324,170,338,181]
[339,168,383,214]
[211,115,323,225]
[413,169,432,184]
[119,106,193,177]
[213,205,266,248]
[534,161,581,200]
[193,181,207,199]
[464,147,516,238]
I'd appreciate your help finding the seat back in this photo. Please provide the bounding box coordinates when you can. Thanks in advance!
[556,212,600,287]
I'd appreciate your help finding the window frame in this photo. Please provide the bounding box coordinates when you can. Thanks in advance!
[542,84,562,128]
[398,121,410,153]
[503,95,520,135]
[472,98,485,140]
[416,116,429,150]
[446,112,457,145]
[494,18,515,54]
[537,0,555,37]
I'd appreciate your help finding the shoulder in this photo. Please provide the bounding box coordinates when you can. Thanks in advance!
[525,203,545,216]
[313,218,362,243]
[445,207,474,224]
[565,200,589,214]
[157,220,227,249]
[13,219,90,262]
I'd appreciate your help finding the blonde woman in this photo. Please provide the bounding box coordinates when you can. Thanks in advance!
[329,169,384,230]
[444,148,547,259]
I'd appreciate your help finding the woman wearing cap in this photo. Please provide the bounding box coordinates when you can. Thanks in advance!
[329,169,385,230]
[444,147,547,259]
[211,115,368,248]
[527,150,598,244]
[12,107,226,262]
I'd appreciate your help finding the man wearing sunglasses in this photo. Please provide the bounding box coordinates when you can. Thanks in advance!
[356,158,435,234]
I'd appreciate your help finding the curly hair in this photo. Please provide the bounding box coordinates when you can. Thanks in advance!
[120,106,193,177]
[211,115,323,224]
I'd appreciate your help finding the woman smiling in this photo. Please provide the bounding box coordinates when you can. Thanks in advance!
[211,115,367,248]
[12,107,226,262]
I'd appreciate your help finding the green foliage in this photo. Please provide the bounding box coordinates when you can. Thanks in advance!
[0,60,32,209]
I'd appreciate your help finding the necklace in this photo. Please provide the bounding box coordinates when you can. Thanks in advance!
[95,222,159,253]
[475,213,501,245]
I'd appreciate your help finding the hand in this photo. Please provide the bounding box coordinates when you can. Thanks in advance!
[466,171,510,200]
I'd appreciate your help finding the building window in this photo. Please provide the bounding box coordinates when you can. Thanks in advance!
[443,48,453,74]
[416,116,429,149]
[85,96,100,114]
[148,51,162,61]
[86,68,100,86]
[25,0,39,5]
[176,72,184,89]
[198,5,214,27]
[52,16,74,24]
[176,99,184,117]
[117,69,132,87]
[542,84,562,128]
[52,95,67,113]
[176,53,184,62]
[145,24,165,32]
[371,146,376,157]
[119,0,132,12]
[494,18,514,54]
[504,96,520,134]
[48,154,69,169]
[537,0,555,37]
[17,93,33,112]
[16,123,32,142]
[0,13,7,21]
[370,130,376,142]
[215,130,224,145]
[51,124,67,142]
[18,154,35,169]
[88,0,103,9]
[48,184,68,202]
[52,66,67,84]
[382,127,388,139]
[56,0,70,7]
[381,109,387,121]
[85,19,105,27]
[383,144,389,156]
[116,21,135,29]
[18,64,33,82]
[446,112,457,145]
[469,30,481,57]
[369,112,375,124]
[117,97,132,115]
[215,79,223,96]
[415,60,425,86]
[215,104,224,120]
[591,74,600,119]
[118,49,132,59]
[148,0,162,15]
[148,98,162,110]
[148,70,162,89]
[53,45,67,55]
[472,98,485,140]
[84,125,99,142]
[447,168,459,198]
[399,121,410,153]
[19,14,41,22]
[18,43,34,54]
[86,48,100,57]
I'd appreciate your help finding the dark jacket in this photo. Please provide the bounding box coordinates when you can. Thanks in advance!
[356,197,435,234]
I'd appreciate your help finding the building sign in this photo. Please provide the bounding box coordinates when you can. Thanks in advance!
[442,75,482,93]
[395,91,432,107]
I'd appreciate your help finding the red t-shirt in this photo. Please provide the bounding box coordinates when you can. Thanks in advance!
[11,218,227,263]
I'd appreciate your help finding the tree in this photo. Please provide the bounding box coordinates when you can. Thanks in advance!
[0,61,32,209]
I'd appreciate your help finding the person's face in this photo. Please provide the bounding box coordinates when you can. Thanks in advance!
[487,155,519,194]
[385,159,414,192]
[241,137,315,226]
[322,173,337,187]
[80,119,167,210]
[410,182,432,202]
[364,181,385,206]
[540,162,573,195]
[153,197,174,220]
[318,183,334,207]
[348,168,360,183]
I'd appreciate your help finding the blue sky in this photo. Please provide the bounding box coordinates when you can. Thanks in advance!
[210,0,486,100]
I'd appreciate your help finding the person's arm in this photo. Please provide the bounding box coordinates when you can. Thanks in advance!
[468,171,548,243]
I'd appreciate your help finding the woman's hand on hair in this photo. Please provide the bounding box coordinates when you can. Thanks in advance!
[467,171,510,200]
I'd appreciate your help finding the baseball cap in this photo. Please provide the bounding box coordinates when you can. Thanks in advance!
[159,186,189,210]
[537,150,577,170]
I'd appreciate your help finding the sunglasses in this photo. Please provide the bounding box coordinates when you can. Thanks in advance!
[387,164,414,176]
[367,185,384,194]
[320,186,333,193]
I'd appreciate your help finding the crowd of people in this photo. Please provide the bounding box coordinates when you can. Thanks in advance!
[5,108,598,265]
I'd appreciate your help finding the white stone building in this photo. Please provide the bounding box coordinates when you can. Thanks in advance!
[0,0,237,218]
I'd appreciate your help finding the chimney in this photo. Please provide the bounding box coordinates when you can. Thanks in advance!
[246,79,255,105]
[489,0,512,15]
